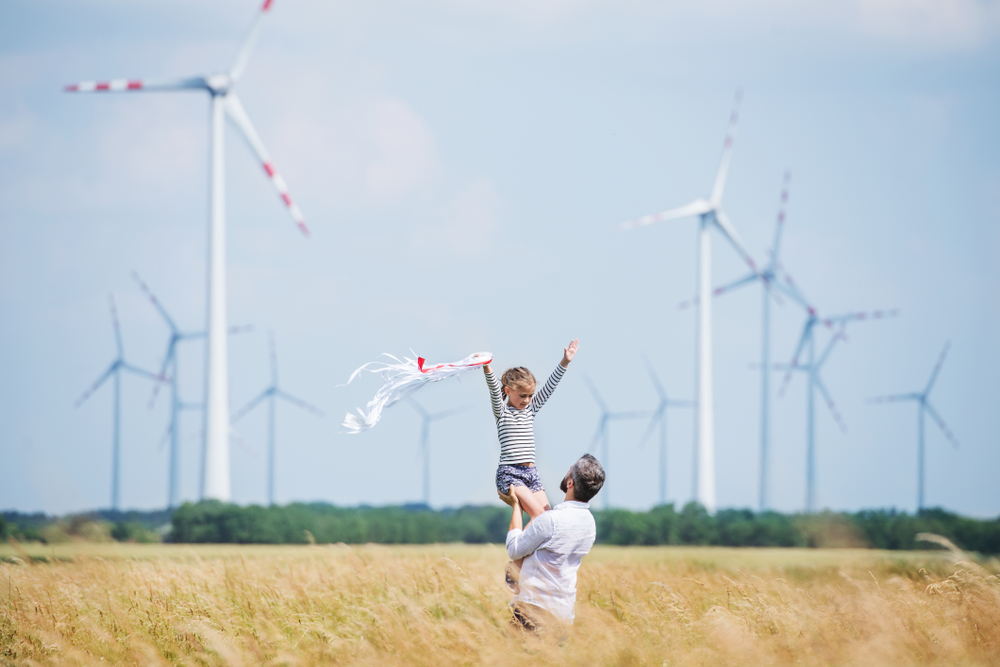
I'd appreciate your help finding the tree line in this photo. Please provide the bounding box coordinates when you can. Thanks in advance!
[4,503,999,554]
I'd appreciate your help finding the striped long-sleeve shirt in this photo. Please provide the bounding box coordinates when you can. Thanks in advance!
[486,363,567,465]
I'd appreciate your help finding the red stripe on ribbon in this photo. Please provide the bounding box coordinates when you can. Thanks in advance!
[127,81,142,90]
[263,162,275,177]
[263,0,274,10]
[96,83,110,91]
[281,193,292,206]
[64,84,79,92]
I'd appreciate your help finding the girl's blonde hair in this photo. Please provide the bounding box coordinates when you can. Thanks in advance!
[501,367,536,395]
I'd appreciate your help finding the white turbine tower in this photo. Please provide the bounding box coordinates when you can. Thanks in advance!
[65,0,309,501]
[616,92,760,512]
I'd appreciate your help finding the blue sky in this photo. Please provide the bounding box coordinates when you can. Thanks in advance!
[1,0,998,517]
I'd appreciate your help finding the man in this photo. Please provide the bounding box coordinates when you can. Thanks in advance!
[498,453,606,630]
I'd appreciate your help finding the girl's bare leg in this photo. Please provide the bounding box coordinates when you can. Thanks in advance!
[511,484,547,519]
[530,489,552,517]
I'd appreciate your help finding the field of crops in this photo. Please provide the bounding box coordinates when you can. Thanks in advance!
[2,541,998,666]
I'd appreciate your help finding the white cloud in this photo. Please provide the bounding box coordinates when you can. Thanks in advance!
[853,0,1000,47]
[408,177,500,257]
[365,97,440,201]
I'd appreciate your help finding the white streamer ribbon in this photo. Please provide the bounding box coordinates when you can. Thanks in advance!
[341,351,492,434]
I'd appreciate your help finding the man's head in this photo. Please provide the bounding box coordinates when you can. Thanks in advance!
[560,454,606,503]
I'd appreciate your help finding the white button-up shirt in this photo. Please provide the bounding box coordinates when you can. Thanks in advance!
[505,500,596,622]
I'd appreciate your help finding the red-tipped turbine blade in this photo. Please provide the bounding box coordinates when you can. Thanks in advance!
[64,77,205,93]
[229,0,278,82]
[224,94,308,235]
[710,89,742,205]
[924,341,951,396]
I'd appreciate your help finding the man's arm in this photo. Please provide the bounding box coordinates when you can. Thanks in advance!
[499,490,554,560]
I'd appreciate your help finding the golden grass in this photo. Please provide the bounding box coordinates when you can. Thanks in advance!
[2,542,998,666]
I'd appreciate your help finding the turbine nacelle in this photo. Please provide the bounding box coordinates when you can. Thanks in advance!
[206,74,235,95]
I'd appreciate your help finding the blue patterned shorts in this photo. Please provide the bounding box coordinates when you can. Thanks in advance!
[496,464,544,494]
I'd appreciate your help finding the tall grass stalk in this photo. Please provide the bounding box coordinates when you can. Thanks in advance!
[1,543,998,665]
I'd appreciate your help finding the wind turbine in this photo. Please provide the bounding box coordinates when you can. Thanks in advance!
[636,360,694,506]
[616,92,761,512]
[407,399,465,506]
[132,271,252,508]
[65,0,309,502]
[231,333,324,506]
[778,308,897,512]
[868,343,959,510]
[75,295,163,511]
[683,173,813,511]
[583,375,653,509]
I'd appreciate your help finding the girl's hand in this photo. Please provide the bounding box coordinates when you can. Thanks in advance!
[562,339,579,367]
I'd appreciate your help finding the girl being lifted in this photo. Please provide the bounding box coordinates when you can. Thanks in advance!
[483,339,579,520]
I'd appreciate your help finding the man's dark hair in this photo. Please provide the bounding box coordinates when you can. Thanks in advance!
[571,454,605,502]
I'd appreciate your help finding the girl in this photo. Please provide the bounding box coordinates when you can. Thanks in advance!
[483,339,579,520]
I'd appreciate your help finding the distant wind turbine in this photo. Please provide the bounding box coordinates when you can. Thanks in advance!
[584,375,653,509]
[778,308,898,512]
[65,0,310,502]
[637,360,694,506]
[682,173,813,511]
[75,295,163,511]
[132,271,252,509]
[407,399,465,506]
[231,333,324,506]
[868,342,960,510]
[616,91,762,512]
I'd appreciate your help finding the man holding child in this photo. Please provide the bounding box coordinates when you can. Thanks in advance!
[498,453,606,630]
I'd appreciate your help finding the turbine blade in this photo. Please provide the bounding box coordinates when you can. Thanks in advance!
[75,363,118,407]
[821,308,900,328]
[924,341,951,396]
[64,76,206,93]
[924,402,960,449]
[591,419,606,450]
[710,89,742,205]
[815,325,847,370]
[779,319,814,396]
[769,171,791,264]
[775,268,813,312]
[108,294,123,358]
[583,375,609,412]
[229,0,276,82]
[637,408,664,449]
[156,421,172,453]
[712,271,759,298]
[131,271,179,333]
[713,208,759,274]
[642,355,666,400]
[277,390,325,417]
[814,375,848,433]
[616,198,712,232]
[269,331,279,386]
[224,93,308,235]
[231,389,272,423]
[123,363,169,383]
[866,393,918,404]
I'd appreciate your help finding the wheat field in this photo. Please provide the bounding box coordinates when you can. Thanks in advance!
[2,541,998,666]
